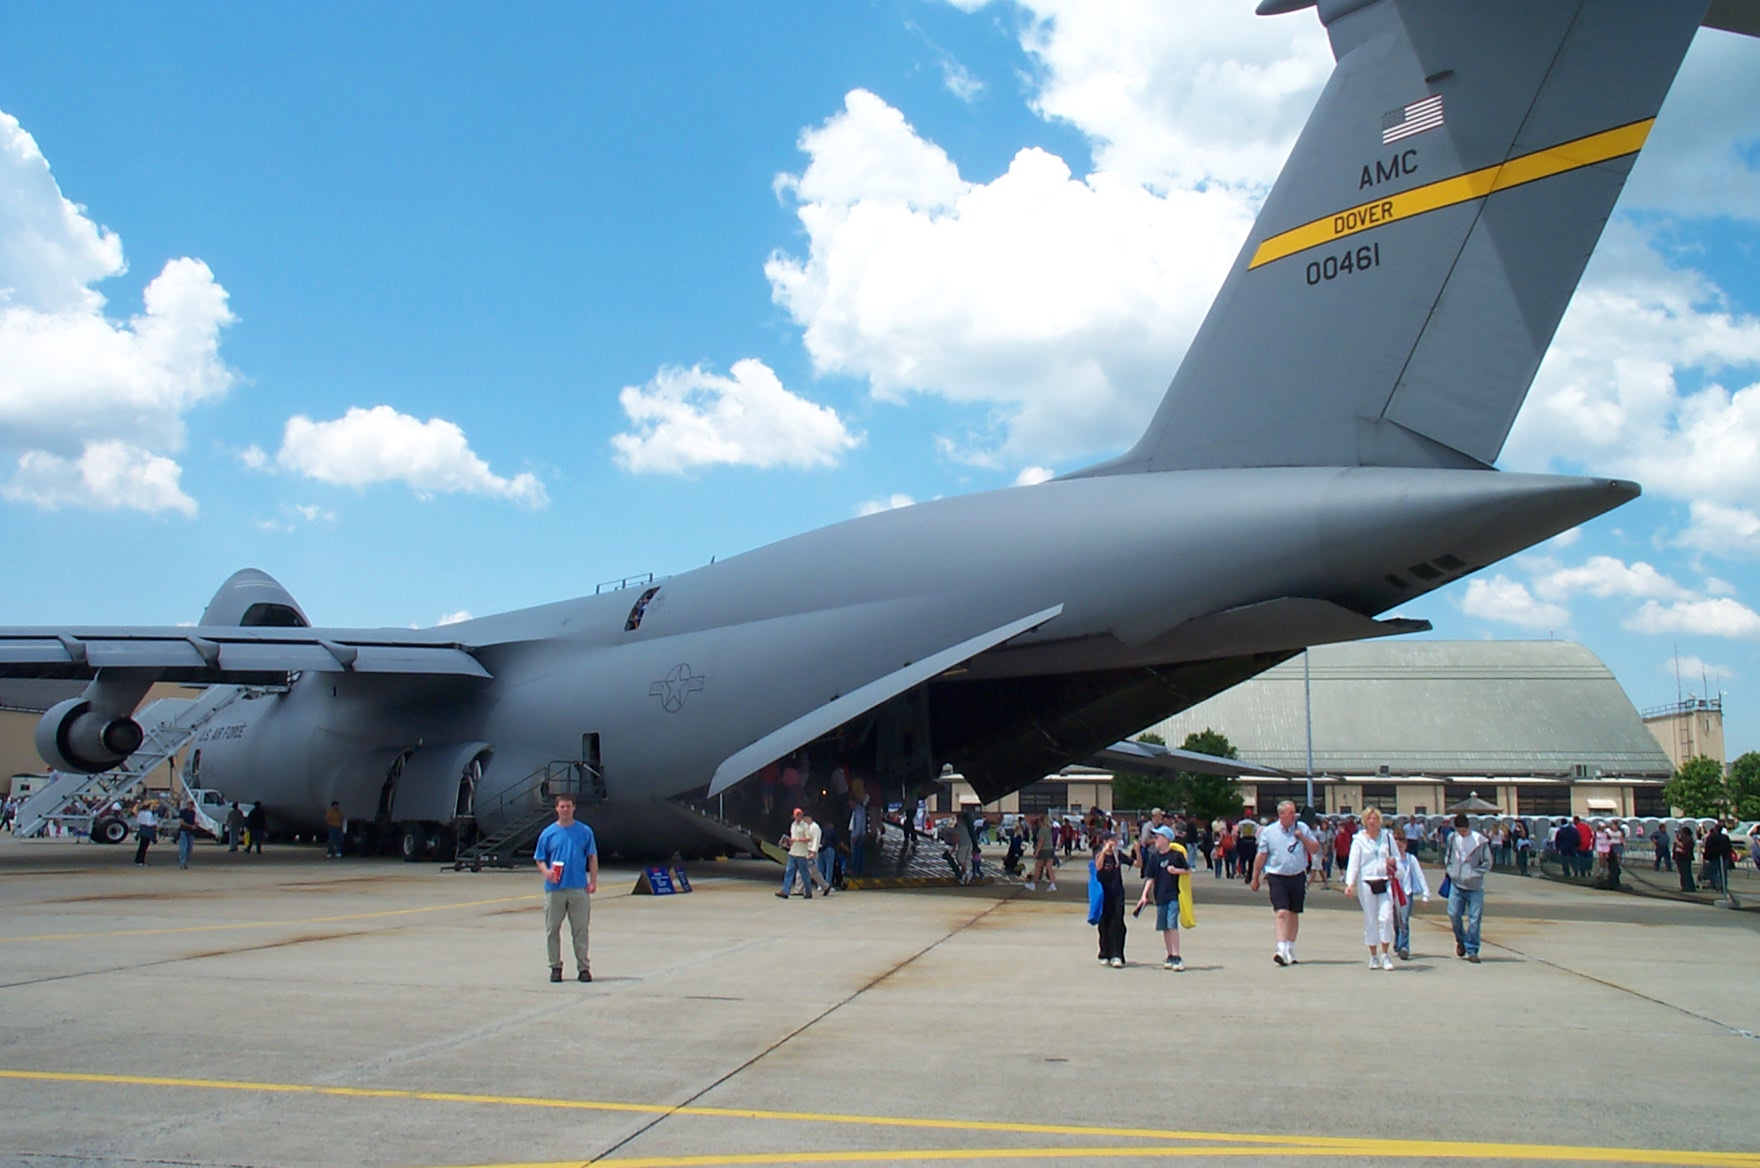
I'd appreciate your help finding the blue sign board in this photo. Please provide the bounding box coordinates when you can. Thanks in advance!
[637,865,692,895]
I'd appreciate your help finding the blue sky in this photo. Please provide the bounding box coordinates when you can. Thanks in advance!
[2,3,1758,756]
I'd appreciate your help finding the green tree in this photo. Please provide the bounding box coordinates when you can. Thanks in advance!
[1664,755,1729,818]
[1728,751,1760,820]
[1111,770,1179,813]
[1176,729,1245,823]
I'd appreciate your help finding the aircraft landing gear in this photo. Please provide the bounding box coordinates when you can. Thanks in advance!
[426,825,457,862]
[398,822,428,862]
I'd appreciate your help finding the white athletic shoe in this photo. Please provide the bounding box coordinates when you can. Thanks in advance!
[1381,954,1396,970]
[1368,957,1379,970]
[1047,883,1057,892]
[1024,882,1036,890]
[1109,957,1125,968]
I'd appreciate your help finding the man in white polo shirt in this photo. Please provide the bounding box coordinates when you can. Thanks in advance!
[1250,800,1321,966]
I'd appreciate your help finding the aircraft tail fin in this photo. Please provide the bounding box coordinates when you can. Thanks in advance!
[1077,0,1709,477]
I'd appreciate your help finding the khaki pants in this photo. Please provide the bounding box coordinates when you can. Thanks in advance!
[545,888,591,971]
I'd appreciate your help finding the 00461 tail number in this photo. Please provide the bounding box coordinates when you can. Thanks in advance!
[1306,243,1382,286]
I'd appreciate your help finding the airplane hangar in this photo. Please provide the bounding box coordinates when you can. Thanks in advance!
[1142,639,1674,819]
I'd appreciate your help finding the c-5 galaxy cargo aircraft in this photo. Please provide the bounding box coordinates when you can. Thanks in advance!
[5,0,1756,858]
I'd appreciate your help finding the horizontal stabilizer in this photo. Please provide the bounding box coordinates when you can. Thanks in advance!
[1087,739,1287,779]
[1131,596,1430,657]
[707,604,1064,797]
[0,627,491,682]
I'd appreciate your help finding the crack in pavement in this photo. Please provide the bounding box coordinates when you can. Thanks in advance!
[1415,916,1760,1041]
[585,890,1022,1164]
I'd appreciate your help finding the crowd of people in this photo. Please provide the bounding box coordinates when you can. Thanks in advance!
[1052,801,1496,971]
[959,801,1760,970]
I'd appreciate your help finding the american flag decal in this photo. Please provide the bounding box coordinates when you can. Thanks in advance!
[1382,94,1444,144]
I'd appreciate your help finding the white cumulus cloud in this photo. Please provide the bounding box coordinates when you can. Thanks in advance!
[1005,0,1331,193]
[1013,465,1055,486]
[1503,222,1760,498]
[1530,555,1695,603]
[1460,576,1570,632]
[276,405,547,507]
[612,358,858,474]
[767,89,1252,462]
[2,440,196,516]
[1625,597,1760,639]
[0,110,235,516]
[1677,500,1760,559]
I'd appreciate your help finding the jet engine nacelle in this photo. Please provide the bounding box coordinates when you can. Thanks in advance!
[35,697,144,774]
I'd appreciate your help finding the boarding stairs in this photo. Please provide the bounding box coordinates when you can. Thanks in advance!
[864,818,1002,884]
[453,760,606,871]
[665,798,782,861]
[12,686,251,839]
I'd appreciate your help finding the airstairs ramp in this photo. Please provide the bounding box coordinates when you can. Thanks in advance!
[453,760,607,870]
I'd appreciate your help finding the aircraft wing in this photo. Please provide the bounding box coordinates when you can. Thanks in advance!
[0,626,491,682]
[707,604,1065,797]
[1087,740,1286,780]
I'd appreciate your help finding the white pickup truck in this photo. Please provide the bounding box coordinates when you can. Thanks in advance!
[186,787,256,841]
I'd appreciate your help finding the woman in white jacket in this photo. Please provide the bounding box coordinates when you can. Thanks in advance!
[1345,807,1399,970]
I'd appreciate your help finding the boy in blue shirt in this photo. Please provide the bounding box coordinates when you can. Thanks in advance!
[534,794,598,983]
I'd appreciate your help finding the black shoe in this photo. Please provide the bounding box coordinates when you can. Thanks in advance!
[578,969,592,982]
[549,967,563,983]
[803,891,813,899]
[775,891,789,899]
[1456,942,1466,957]
[1397,949,1410,961]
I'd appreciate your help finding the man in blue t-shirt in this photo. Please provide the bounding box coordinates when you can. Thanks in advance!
[533,794,598,983]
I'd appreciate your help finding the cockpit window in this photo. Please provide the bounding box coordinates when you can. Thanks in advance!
[625,586,660,632]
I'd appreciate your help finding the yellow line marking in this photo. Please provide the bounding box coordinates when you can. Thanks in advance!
[426,1148,1760,1168]
[1247,118,1654,268]
[0,894,539,943]
[0,1070,1329,1144]
[422,1154,1350,1168]
[3,1069,1758,1168]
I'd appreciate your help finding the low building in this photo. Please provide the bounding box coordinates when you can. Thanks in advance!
[1642,696,1724,771]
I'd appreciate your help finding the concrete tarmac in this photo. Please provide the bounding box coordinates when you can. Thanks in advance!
[1,836,1757,1168]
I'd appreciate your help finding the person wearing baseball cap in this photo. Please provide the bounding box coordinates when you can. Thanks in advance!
[1135,826,1192,971]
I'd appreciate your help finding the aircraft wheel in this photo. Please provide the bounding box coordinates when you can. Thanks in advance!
[398,823,428,862]
[92,816,130,845]
[427,826,457,862]
[347,821,378,856]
